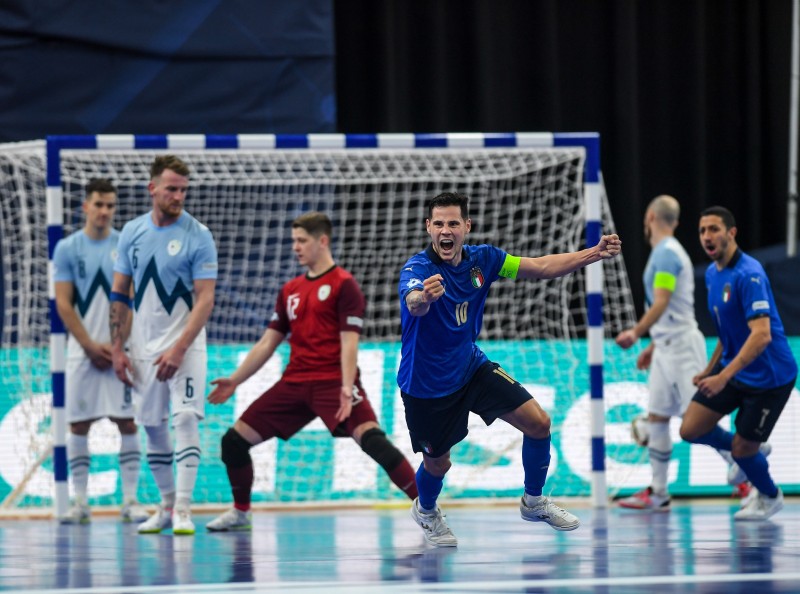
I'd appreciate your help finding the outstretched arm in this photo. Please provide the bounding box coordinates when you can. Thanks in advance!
[517,234,621,280]
[208,327,285,404]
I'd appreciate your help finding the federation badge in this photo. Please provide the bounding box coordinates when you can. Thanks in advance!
[167,239,182,256]
[318,284,331,301]
[722,283,731,303]
[470,266,484,289]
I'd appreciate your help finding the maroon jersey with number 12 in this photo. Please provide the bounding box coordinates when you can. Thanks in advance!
[268,266,365,383]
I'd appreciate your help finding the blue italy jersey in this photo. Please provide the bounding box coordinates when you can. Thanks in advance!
[53,229,119,358]
[705,249,797,388]
[115,210,217,358]
[397,244,510,398]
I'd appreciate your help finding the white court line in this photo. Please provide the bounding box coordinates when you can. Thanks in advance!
[10,572,800,594]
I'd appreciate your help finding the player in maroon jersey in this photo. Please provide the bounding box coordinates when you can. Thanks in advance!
[205,211,418,531]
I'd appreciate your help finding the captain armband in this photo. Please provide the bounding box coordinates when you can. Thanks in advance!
[110,291,132,307]
[498,254,521,280]
[653,271,677,292]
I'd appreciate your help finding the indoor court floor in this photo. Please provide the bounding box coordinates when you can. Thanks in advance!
[2,498,800,594]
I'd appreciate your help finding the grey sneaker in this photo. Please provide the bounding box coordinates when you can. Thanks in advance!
[120,501,149,524]
[206,508,252,532]
[59,503,90,525]
[734,488,783,521]
[728,443,772,486]
[520,495,580,531]
[137,505,172,534]
[411,498,457,547]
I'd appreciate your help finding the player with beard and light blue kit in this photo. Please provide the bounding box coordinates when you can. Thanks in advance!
[110,155,217,536]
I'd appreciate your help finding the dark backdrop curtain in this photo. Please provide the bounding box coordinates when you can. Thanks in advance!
[334,0,795,316]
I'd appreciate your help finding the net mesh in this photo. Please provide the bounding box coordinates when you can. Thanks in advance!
[0,141,638,508]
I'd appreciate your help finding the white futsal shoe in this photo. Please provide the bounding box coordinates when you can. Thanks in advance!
[120,501,150,524]
[137,505,172,534]
[59,502,91,525]
[727,443,772,486]
[520,494,580,531]
[411,498,458,547]
[206,508,252,532]
[172,506,195,536]
[734,488,783,521]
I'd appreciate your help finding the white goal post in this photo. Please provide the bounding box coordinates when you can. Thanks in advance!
[1,133,639,516]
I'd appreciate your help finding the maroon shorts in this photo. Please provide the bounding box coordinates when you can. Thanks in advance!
[239,376,378,440]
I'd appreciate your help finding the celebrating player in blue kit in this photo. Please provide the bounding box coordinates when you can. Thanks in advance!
[680,206,797,521]
[53,178,148,525]
[110,156,218,535]
[398,191,622,547]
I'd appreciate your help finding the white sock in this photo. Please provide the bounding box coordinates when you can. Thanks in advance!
[173,411,201,507]
[67,433,90,503]
[119,433,141,503]
[523,493,544,506]
[144,423,175,503]
[647,421,672,496]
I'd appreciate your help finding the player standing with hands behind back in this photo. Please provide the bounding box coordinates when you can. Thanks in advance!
[110,156,218,535]
[398,191,622,547]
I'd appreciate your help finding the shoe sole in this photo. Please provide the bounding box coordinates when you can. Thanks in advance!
[206,524,252,533]
[138,524,171,534]
[173,528,196,535]
[617,502,671,512]
[520,513,581,531]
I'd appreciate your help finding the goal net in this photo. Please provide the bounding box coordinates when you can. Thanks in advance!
[0,135,639,511]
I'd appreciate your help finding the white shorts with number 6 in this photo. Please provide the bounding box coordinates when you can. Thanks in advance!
[131,350,207,427]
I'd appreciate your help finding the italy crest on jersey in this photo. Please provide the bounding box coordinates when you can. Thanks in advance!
[722,283,731,303]
[470,267,484,288]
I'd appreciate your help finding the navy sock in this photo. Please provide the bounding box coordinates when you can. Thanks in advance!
[416,463,444,510]
[523,435,551,497]
[690,425,733,451]
[734,453,779,498]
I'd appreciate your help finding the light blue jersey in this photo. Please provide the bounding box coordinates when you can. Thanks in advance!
[115,210,217,358]
[705,249,797,389]
[53,229,119,359]
[643,236,699,343]
[397,244,510,398]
